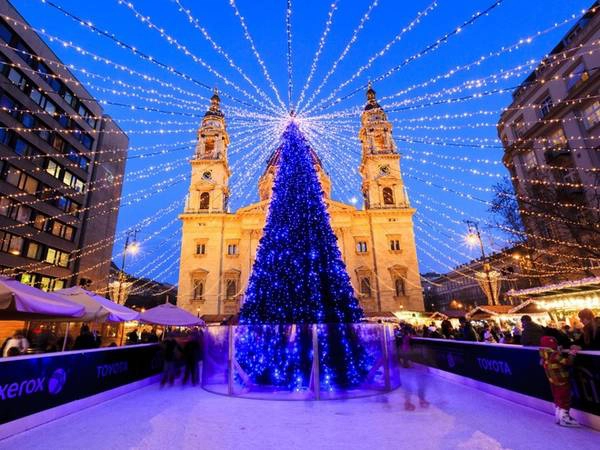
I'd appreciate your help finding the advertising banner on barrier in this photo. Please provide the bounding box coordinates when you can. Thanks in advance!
[408,338,600,417]
[0,344,162,425]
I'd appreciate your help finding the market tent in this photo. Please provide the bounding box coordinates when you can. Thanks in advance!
[443,310,466,319]
[363,311,400,322]
[467,305,513,321]
[509,299,547,315]
[0,276,85,320]
[54,286,140,322]
[428,312,449,321]
[139,303,204,326]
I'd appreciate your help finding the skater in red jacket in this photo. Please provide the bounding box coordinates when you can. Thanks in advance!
[539,336,579,427]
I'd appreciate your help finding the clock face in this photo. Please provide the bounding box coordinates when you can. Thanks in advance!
[379,165,390,176]
[202,171,212,180]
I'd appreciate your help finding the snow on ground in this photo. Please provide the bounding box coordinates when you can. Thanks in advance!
[1,365,597,450]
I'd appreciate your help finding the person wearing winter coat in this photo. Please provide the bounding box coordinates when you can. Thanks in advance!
[520,315,545,346]
[2,330,29,357]
[575,309,600,350]
[539,336,579,427]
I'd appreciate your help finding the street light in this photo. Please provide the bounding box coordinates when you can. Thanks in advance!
[464,220,498,306]
[110,229,140,305]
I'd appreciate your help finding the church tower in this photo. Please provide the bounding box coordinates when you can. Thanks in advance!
[358,83,409,209]
[186,89,231,213]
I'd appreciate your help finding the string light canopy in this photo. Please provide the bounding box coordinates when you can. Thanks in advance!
[2,0,598,291]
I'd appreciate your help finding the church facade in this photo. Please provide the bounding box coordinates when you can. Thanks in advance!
[178,86,424,316]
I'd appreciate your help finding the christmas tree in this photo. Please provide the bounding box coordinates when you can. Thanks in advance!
[236,121,368,390]
[240,121,364,324]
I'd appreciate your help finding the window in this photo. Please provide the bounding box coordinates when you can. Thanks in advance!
[51,196,79,215]
[45,247,69,267]
[13,138,29,156]
[80,133,93,150]
[395,278,406,297]
[511,116,527,139]
[0,21,13,44]
[521,150,537,169]
[204,138,215,155]
[390,239,401,251]
[193,280,204,300]
[0,91,16,112]
[0,231,23,256]
[227,244,237,256]
[382,187,394,205]
[39,276,51,292]
[0,197,11,216]
[26,242,41,260]
[52,135,65,152]
[4,167,38,194]
[32,212,48,230]
[13,204,30,222]
[356,241,368,253]
[63,91,73,106]
[196,243,206,255]
[538,95,553,119]
[360,277,372,297]
[226,280,237,299]
[29,89,43,105]
[46,160,61,178]
[50,221,75,241]
[7,68,26,90]
[567,62,588,91]
[199,192,209,210]
[547,128,567,148]
[21,113,35,128]
[581,101,600,130]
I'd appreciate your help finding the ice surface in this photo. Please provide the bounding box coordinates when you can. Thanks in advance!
[1,365,597,450]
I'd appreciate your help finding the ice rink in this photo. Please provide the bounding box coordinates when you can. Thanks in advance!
[1,366,597,450]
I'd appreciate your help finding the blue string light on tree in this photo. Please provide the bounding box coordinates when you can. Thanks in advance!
[236,119,369,391]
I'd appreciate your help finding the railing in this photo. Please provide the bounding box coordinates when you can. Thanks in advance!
[0,344,162,426]
[407,338,600,420]
[202,323,400,400]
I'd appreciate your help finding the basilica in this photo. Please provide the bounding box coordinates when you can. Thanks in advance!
[177,86,424,317]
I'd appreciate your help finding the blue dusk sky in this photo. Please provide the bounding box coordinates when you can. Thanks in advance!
[9,0,593,284]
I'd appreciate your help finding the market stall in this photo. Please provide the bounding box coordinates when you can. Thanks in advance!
[507,276,600,327]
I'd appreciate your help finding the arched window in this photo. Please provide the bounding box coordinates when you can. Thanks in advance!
[383,187,394,205]
[395,278,405,297]
[360,277,372,297]
[204,137,215,155]
[226,280,237,299]
[199,192,210,210]
[193,280,204,300]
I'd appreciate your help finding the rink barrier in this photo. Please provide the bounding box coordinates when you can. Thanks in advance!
[202,323,401,400]
[0,343,162,438]
[408,338,600,429]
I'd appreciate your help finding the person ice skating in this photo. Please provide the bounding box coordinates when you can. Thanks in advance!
[160,334,181,387]
[182,331,201,386]
[539,336,579,427]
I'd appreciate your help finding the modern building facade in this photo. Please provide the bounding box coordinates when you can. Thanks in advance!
[497,2,600,282]
[178,86,424,316]
[0,0,127,292]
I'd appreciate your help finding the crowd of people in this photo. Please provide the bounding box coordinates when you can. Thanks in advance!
[0,324,167,357]
[395,307,600,428]
[408,308,600,350]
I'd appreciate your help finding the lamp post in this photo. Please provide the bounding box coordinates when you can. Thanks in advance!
[465,220,498,306]
[114,229,139,305]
